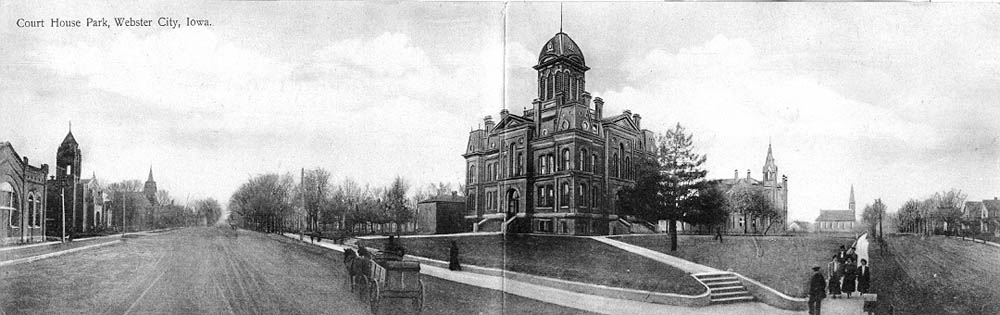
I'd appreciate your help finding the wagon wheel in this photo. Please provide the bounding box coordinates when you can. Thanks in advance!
[369,279,380,315]
[414,279,425,313]
[358,276,369,301]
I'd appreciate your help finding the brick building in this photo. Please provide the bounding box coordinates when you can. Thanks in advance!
[711,144,789,234]
[0,141,49,244]
[463,31,655,235]
[46,128,85,238]
[415,193,467,234]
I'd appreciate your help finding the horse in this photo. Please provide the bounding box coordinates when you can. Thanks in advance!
[343,247,373,292]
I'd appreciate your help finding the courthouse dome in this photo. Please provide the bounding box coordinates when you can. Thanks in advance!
[537,32,586,68]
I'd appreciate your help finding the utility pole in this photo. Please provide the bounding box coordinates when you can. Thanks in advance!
[60,186,66,243]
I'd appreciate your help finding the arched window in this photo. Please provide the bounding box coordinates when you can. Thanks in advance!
[27,195,34,228]
[1,182,17,228]
[619,143,626,178]
[517,152,523,176]
[592,154,598,174]
[625,157,631,179]
[538,156,545,175]
[591,187,599,209]
[561,182,571,209]
[509,143,516,177]
[469,165,476,184]
[612,153,619,177]
[579,148,587,171]
[546,185,554,207]
[579,184,587,207]
[561,148,571,171]
[537,186,545,206]
[548,76,555,99]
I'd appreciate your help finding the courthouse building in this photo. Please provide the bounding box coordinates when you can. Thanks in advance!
[0,141,49,244]
[464,31,655,235]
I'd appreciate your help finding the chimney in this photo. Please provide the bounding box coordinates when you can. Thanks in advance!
[484,115,495,131]
[594,97,604,119]
[633,113,642,129]
[582,91,592,109]
[500,109,509,120]
[23,156,28,165]
[623,109,632,117]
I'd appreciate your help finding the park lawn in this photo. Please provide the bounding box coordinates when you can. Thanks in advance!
[615,234,857,297]
[870,235,1000,315]
[357,234,706,296]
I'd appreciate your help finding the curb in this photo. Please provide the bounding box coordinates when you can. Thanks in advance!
[0,239,121,267]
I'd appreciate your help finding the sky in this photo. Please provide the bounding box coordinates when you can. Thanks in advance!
[1,2,998,222]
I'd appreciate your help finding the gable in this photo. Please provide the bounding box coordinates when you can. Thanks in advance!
[492,114,533,131]
[604,114,639,132]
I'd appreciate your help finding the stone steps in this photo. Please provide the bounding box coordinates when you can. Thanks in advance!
[693,272,755,305]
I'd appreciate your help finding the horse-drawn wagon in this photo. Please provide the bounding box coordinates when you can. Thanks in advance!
[344,247,425,314]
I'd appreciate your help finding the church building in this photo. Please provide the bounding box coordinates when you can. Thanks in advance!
[464,31,655,235]
[815,186,857,232]
[46,128,86,237]
[709,144,789,234]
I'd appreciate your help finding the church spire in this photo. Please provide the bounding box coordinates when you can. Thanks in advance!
[762,142,778,182]
[849,185,856,213]
[147,166,154,182]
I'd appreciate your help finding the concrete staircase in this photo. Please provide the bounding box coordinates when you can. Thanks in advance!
[693,272,754,305]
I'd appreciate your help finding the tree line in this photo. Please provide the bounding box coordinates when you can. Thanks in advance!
[893,189,968,235]
[227,169,462,236]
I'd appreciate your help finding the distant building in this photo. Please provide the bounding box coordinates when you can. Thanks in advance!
[463,31,655,235]
[415,193,468,234]
[45,128,87,237]
[788,221,811,233]
[0,141,49,244]
[815,186,857,232]
[962,198,1000,235]
[709,144,789,234]
[80,173,108,229]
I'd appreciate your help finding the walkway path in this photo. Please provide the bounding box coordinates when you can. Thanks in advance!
[820,233,869,315]
[590,236,722,274]
[284,233,802,315]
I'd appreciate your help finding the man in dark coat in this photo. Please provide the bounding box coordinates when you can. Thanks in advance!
[836,245,848,264]
[809,266,827,315]
[448,241,462,271]
[857,258,871,294]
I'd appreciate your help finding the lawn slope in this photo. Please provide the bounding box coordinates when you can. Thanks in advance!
[358,234,706,296]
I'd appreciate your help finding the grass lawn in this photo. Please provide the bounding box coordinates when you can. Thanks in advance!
[615,234,857,297]
[870,234,1000,315]
[358,234,706,296]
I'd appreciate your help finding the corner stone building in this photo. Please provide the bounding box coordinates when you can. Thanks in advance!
[464,32,654,235]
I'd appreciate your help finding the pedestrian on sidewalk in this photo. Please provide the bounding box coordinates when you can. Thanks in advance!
[448,241,462,271]
[836,245,848,264]
[827,254,842,298]
[842,257,858,297]
[808,266,826,315]
[857,258,871,295]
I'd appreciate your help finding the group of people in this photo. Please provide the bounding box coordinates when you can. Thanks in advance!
[808,245,874,315]
[826,245,871,299]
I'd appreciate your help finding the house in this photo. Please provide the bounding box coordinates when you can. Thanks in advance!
[415,193,468,234]
[788,220,811,233]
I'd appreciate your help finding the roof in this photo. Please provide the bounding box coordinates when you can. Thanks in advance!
[419,194,466,204]
[536,32,587,69]
[60,130,77,148]
[816,210,855,222]
[984,199,1000,218]
[763,143,777,173]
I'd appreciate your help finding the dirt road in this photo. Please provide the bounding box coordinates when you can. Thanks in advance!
[0,227,593,315]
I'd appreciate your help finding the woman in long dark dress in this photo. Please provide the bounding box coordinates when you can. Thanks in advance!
[842,257,858,297]
[857,258,871,294]
[827,255,842,298]
[448,241,462,271]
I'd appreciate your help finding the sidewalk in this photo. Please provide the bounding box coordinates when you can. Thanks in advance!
[590,236,721,274]
[820,233,869,315]
[282,233,803,315]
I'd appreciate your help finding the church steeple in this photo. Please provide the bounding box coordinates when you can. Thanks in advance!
[144,166,157,205]
[762,142,778,183]
[849,185,856,213]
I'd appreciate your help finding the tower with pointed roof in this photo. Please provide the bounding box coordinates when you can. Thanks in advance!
[47,124,85,236]
[463,31,654,236]
[849,185,856,214]
[144,167,157,206]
